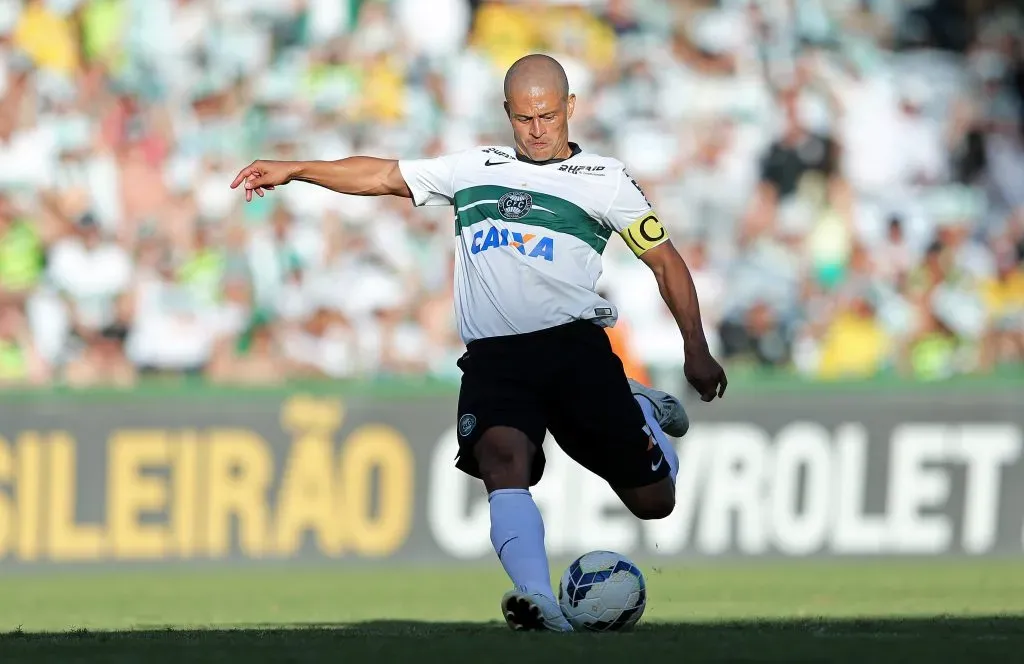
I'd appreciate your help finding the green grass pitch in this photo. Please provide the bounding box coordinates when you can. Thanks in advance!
[2,560,1023,663]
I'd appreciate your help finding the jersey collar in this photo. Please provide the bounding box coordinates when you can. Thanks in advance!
[515,142,582,166]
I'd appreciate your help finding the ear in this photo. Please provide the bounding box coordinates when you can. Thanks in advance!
[566,94,576,120]
[504,101,511,118]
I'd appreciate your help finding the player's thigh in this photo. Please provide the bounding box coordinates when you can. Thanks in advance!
[454,351,547,488]
[546,328,668,490]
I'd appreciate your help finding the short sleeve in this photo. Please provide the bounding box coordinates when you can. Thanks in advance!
[604,167,669,258]
[397,152,463,207]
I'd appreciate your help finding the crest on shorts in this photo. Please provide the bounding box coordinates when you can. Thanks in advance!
[497,191,533,220]
[459,414,477,437]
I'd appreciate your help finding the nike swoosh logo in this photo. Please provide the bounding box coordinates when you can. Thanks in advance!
[651,455,664,472]
[485,159,512,166]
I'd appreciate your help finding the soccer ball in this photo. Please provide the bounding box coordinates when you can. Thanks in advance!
[557,550,647,632]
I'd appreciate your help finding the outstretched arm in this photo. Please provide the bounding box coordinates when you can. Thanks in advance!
[229,158,413,202]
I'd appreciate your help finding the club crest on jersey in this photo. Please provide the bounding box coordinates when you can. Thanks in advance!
[497,191,533,220]
[470,227,555,261]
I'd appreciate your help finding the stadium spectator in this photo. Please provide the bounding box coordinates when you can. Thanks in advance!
[0,299,50,386]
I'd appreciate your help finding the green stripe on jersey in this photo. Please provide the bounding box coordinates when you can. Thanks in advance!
[453,185,611,254]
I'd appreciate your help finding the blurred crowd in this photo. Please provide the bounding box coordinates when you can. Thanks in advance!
[0,0,1022,389]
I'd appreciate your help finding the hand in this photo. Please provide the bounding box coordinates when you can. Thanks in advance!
[684,349,728,402]
[229,160,297,202]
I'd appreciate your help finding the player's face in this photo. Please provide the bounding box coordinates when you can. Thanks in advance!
[504,86,576,162]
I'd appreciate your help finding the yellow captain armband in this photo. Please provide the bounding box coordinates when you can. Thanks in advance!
[620,212,668,257]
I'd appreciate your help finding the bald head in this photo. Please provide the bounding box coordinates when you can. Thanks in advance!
[503,54,570,101]
[502,55,576,162]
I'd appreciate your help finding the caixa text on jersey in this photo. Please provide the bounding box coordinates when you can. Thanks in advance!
[470,227,555,261]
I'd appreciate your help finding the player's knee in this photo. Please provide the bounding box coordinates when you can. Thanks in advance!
[618,482,675,520]
[475,427,534,491]
[628,496,675,521]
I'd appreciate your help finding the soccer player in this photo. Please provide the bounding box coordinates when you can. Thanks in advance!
[230,54,727,632]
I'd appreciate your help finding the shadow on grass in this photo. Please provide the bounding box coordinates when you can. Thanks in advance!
[2,616,1023,663]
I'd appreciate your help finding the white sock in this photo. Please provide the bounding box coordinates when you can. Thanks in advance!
[635,395,679,483]
[489,488,555,601]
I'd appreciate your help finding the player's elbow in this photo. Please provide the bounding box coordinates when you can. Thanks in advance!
[639,241,682,279]
[648,251,686,294]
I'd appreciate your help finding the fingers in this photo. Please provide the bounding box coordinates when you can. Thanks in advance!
[244,174,266,190]
[240,176,275,202]
[230,164,257,189]
[245,176,276,192]
[244,180,263,202]
[688,375,716,402]
[231,163,279,203]
[689,372,727,402]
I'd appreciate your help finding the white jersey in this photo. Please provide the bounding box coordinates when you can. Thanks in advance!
[398,144,670,344]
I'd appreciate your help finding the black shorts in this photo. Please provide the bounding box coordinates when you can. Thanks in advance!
[454,320,668,490]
